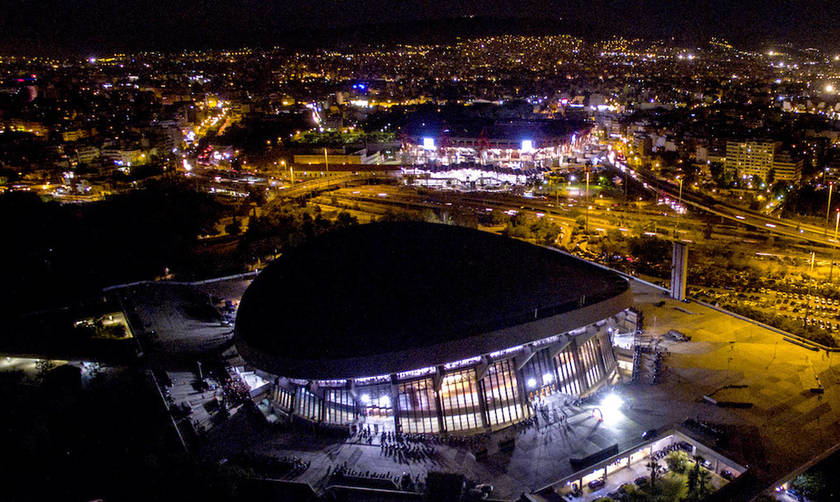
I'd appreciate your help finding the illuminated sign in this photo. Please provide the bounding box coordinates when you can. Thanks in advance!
[521,139,534,152]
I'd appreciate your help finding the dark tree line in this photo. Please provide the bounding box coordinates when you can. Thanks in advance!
[1,180,223,316]
[240,204,359,260]
[0,366,256,502]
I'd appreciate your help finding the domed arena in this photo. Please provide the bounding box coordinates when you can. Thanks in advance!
[235,222,634,434]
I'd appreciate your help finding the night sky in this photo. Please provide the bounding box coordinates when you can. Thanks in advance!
[2,0,839,53]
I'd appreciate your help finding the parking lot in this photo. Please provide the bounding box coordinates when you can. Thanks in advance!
[690,285,840,334]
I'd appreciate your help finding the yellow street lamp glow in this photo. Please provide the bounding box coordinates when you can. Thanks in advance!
[826,84,836,94]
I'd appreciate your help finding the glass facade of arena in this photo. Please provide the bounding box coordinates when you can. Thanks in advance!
[269,324,619,434]
[482,359,525,427]
[324,387,356,425]
[294,386,322,421]
[398,378,440,433]
[272,386,294,412]
[356,382,394,424]
[440,369,483,431]
[553,349,581,395]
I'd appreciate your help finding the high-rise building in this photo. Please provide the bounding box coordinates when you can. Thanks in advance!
[725,140,781,183]
[772,150,803,184]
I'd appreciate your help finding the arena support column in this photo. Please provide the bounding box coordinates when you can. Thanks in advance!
[569,336,590,395]
[309,380,325,423]
[390,374,401,433]
[288,385,297,422]
[474,359,491,430]
[593,328,608,378]
[512,358,533,417]
[433,366,446,433]
[671,241,688,301]
[347,379,358,425]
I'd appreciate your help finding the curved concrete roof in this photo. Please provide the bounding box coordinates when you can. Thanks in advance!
[235,222,630,379]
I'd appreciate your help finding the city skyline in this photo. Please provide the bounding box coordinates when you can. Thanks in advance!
[2,1,840,54]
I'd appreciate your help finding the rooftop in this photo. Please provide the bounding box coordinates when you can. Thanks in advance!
[235,222,628,363]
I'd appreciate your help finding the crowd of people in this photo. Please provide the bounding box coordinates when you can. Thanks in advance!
[379,431,439,464]
[300,420,353,440]
[351,423,487,452]
[232,453,311,479]
[326,463,424,492]
[516,394,587,435]
[652,351,665,384]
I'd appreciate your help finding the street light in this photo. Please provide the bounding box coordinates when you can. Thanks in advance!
[673,177,684,238]
[585,168,591,234]
[599,393,623,424]
[601,393,622,413]
[831,210,840,282]
[827,182,834,237]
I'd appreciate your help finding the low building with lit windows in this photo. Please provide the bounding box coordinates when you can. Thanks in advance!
[401,118,590,170]
[234,222,633,434]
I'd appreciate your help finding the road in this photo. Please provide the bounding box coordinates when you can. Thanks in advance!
[318,184,769,248]
[619,163,838,248]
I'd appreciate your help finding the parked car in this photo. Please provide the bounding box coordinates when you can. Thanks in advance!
[588,478,605,490]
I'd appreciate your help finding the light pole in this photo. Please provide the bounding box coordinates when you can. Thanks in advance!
[678,177,684,206]
[826,182,834,237]
[624,164,628,198]
[831,210,840,282]
[586,169,590,201]
[673,177,683,238]
[585,168,591,234]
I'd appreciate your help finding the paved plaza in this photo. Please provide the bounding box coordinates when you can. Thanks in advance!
[147,276,840,500]
[118,282,235,354]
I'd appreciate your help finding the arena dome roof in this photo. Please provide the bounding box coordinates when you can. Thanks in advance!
[234,222,631,379]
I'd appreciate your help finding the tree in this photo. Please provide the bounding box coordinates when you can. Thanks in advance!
[664,450,689,474]
[246,186,266,205]
[791,465,832,500]
[709,162,724,186]
[647,459,662,495]
[771,180,789,199]
[687,464,699,498]
[103,323,127,338]
[225,218,241,235]
[697,467,712,498]
[503,212,534,239]
[657,474,688,501]
[530,217,562,245]
[334,211,358,229]
[35,359,56,381]
[687,454,707,500]
[453,211,479,229]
